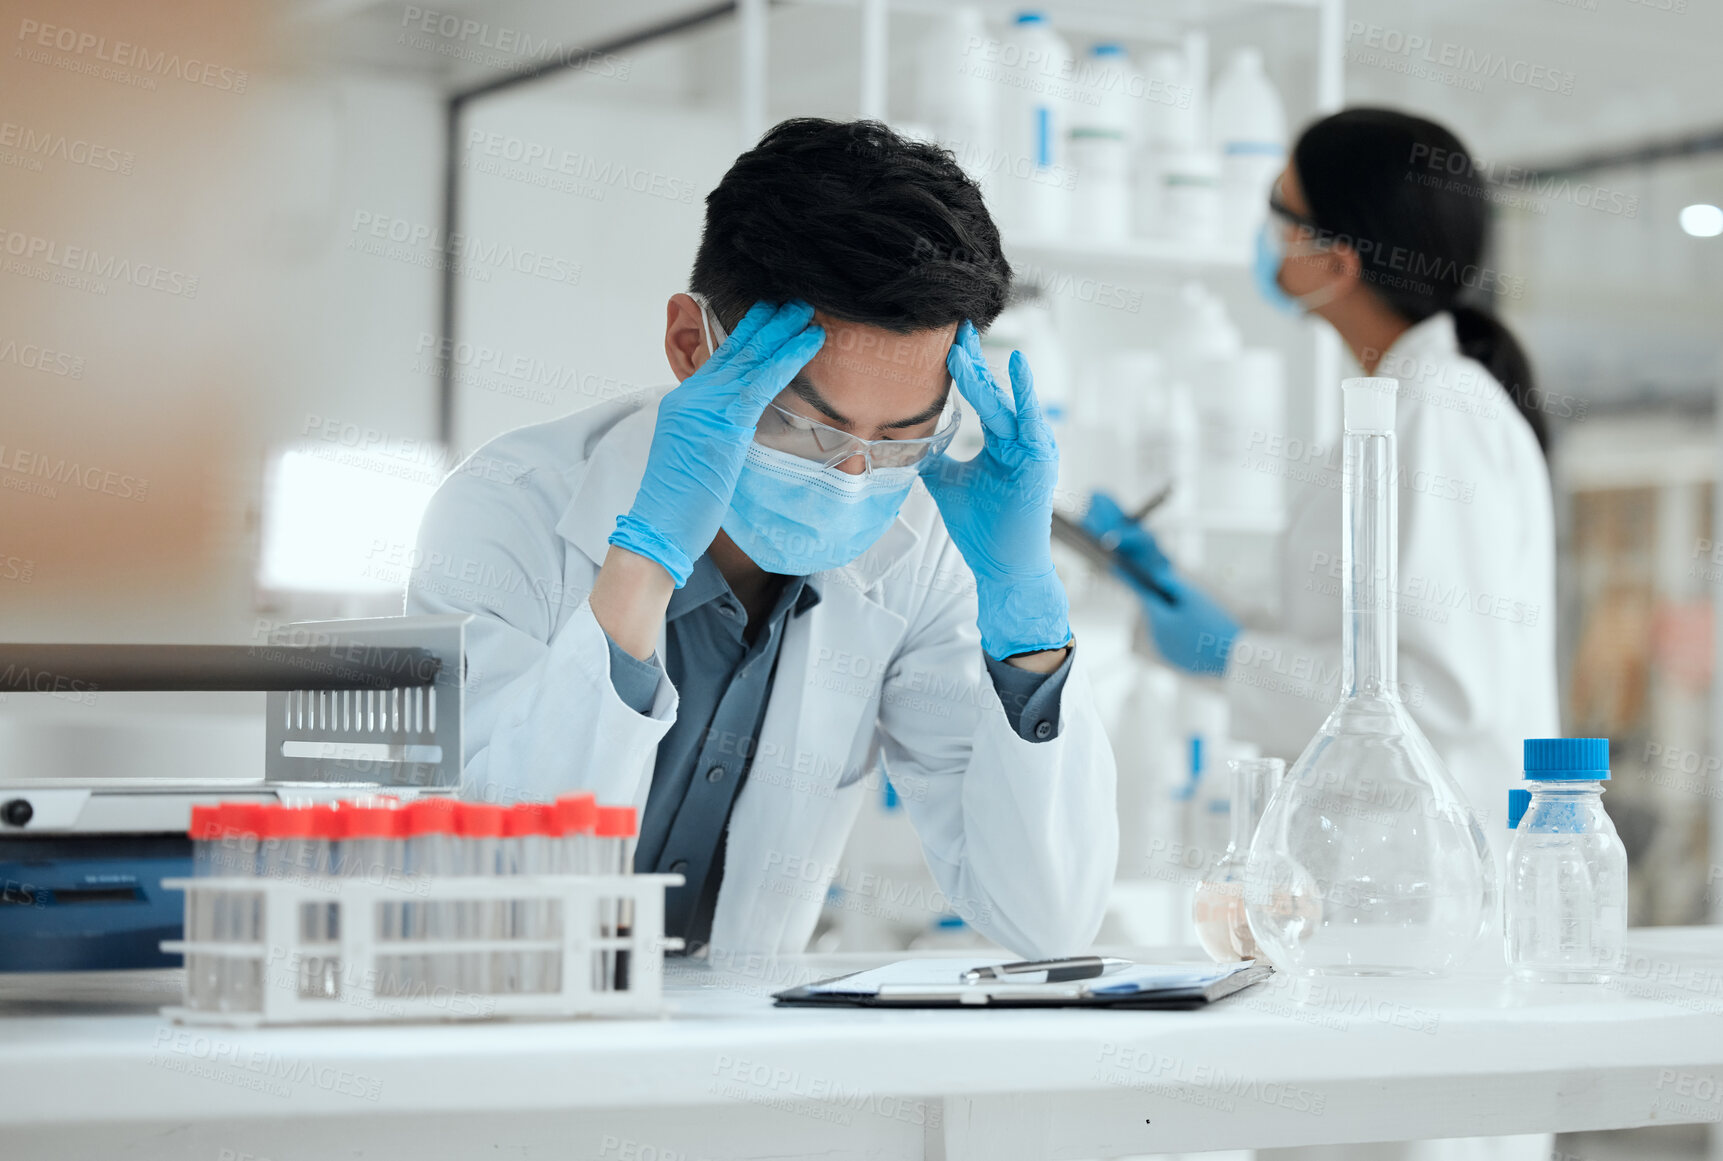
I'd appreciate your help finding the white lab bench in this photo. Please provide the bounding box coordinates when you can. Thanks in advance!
[4,927,1722,1161]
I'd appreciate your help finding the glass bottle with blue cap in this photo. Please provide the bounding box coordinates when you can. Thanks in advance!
[1505,737,1629,984]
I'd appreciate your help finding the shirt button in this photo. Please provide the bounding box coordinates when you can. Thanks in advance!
[1033,720,1054,741]
[706,765,726,783]
[670,859,689,875]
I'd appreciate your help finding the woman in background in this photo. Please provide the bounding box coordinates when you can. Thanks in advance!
[1088,98,1559,1161]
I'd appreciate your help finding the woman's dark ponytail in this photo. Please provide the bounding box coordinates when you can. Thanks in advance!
[1293,108,1549,456]
[1450,305,1547,452]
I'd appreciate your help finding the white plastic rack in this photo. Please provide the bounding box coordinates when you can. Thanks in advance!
[161,872,683,1026]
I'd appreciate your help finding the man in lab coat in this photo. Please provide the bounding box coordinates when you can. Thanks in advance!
[406,118,1118,961]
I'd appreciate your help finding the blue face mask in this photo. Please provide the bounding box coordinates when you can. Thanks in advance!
[1253,219,1342,316]
[689,291,930,574]
[721,442,919,575]
[1252,219,1302,316]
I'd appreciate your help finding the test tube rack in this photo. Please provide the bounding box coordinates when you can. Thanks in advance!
[160,872,683,1026]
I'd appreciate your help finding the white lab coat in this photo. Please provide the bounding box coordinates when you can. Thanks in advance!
[1224,312,1559,858]
[405,391,1119,960]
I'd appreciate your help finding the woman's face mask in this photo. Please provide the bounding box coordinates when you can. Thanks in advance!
[691,293,957,575]
[1253,179,1346,316]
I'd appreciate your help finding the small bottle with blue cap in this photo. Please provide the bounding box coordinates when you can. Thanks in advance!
[1504,738,1629,984]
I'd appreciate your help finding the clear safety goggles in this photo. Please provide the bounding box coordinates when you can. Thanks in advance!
[755,392,963,473]
[1265,178,1330,254]
[691,291,963,475]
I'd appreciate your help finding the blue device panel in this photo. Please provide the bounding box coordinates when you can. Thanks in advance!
[0,834,191,972]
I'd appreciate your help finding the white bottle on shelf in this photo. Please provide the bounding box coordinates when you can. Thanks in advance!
[1167,281,1241,368]
[1067,348,1144,502]
[1113,660,1182,878]
[914,5,994,184]
[1137,47,1200,153]
[1210,47,1287,249]
[980,296,1068,432]
[992,11,1075,239]
[1165,283,1285,529]
[1133,45,1219,244]
[1068,43,1132,242]
[1208,348,1285,525]
[1131,352,1201,567]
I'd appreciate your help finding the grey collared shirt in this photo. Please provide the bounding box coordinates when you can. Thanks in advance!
[605,555,1072,951]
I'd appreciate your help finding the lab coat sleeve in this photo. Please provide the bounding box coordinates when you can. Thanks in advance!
[404,468,678,806]
[873,535,1119,959]
[1224,406,1504,766]
[983,648,1072,740]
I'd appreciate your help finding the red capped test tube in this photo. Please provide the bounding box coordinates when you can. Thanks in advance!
[553,793,598,874]
[455,803,507,994]
[594,805,638,992]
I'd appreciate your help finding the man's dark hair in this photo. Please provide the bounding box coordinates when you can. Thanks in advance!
[690,118,1012,334]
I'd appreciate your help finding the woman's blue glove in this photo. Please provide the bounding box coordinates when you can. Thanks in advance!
[1082,491,1239,676]
[919,321,1070,659]
[609,300,825,586]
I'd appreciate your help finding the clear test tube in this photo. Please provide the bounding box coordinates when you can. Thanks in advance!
[594,805,638,993]
[258,805,318,1002]
[217,803,267,1013]
[517,803,562,993]
[404,797,459,999]
[185,805,222,1011]
[302,804,343,998]
[554,794,599,992]
[337,805,407,997]
[498,807,532,995]
[553,794,597,874]
[454,804,506,996]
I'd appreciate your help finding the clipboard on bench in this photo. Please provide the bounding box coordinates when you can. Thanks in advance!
[773,957,1271,1010]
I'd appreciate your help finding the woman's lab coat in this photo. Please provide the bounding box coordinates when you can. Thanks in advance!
[1225,312,1559,859]
[405,392,1118,961]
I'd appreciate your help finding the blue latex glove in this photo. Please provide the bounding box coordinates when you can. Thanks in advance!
[609,300,825,586]
[1082,491,1239,676]
[919,321,1070,659]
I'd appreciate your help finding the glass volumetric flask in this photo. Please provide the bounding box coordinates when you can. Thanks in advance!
[1193,757,1284,962]
[1243,378,1496,977]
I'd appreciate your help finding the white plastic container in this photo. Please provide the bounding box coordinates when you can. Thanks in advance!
[1137,47,1200,152]
[1505,738,1629,984]
[1112,662,1181,875]
[1137,147,1221,243]
[1140,375,1202,567]
[1133,44,1218,243]
[1068,43,1132,241]
[992,11,1076,237]
[1199,348,1285,522]
[1165,284,1286,524]
[915,5,994,181]
[980,297,1069,434]
[1210,47,1287,248]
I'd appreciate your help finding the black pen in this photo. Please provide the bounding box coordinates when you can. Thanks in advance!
[961,956,1133,984]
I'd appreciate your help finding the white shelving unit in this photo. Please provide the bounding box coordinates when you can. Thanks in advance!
[796,0,1349,556]
[1007,234,1251,277]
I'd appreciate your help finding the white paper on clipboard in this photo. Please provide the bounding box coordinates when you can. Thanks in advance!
[803,959,1254,998]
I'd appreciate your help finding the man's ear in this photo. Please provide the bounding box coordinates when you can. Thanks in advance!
[664,293,709,383]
